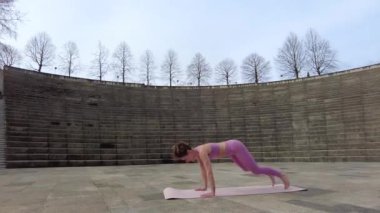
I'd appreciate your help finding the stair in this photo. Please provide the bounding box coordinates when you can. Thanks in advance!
[2,66,380,168]
[0,73,5,169]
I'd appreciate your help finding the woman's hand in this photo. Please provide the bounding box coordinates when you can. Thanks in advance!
[195,187,207,191]
[201,192,215,198]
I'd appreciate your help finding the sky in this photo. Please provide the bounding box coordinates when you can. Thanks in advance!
[3,0,380,85]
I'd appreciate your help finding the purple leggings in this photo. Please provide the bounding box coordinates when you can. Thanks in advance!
[226,140,282,177]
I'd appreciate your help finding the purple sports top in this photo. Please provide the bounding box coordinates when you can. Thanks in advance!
[195,143,220,159]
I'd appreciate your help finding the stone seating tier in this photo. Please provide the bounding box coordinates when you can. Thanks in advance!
[1,65,380,168]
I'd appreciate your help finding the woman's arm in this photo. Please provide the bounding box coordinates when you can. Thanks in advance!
[199,151,215,197]
[195,160,208,191]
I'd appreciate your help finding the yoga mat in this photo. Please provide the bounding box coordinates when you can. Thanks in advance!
[163,184,307,199]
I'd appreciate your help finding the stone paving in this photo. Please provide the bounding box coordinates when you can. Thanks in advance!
[0,162,379,213]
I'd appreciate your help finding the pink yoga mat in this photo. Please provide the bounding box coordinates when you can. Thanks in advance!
[163,184,306,199]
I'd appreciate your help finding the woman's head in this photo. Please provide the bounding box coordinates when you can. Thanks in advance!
[172,142,191,158]
[172,142,197,162]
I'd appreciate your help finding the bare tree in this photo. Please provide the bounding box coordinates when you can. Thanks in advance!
[92,41,109,81]
[187,53,212,86]
[59,41,79,77]
[0,42,21,68]
[161,49,180,87]
[275,32,306,79]
[305,29,338,76]
[215,58,237,86]
[0,0,22,39]
[140,49,155,85]
[25,32,55,72]
[241,53,270,83]
[112,42,133,84]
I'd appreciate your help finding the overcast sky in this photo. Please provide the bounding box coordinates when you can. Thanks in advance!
[4,0,380,85]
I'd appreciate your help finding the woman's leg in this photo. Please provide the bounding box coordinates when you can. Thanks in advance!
[231,154,276,186]
[230,155,249,171]
[227,140,289,188]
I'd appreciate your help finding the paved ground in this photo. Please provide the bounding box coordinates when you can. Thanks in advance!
[0,162,379,213]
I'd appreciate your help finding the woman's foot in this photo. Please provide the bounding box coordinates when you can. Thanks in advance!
[280,174,290,189]
[268,175,275,187]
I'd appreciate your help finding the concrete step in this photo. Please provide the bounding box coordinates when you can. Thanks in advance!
[5,147,173,154]
[5,159,170,168]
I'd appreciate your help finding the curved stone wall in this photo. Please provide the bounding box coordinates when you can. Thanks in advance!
[2,65,380,168]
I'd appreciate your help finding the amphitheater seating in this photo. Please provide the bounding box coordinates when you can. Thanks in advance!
[1,65,380,168]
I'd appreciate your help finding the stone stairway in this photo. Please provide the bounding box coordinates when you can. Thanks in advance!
[0,70,5,169]
[2,65,380,168]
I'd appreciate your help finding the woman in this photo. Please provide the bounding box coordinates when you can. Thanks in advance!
[172,139,290,198]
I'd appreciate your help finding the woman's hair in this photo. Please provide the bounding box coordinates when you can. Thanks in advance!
[172,142,192,158]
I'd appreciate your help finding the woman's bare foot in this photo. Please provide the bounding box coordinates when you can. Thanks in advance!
[280,174,290,189]
[268,175,275,187]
